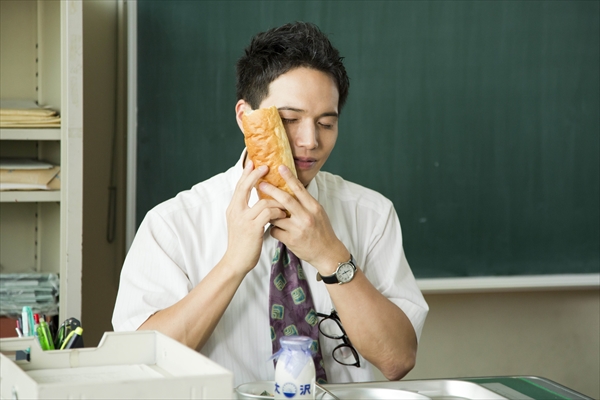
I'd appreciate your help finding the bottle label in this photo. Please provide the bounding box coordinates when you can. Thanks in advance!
[275,381,314,398]
[274,359,315,399]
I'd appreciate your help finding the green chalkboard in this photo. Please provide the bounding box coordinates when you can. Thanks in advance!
[136,0,599,278]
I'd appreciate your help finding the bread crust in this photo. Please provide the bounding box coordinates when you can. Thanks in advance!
[241,106,297,200]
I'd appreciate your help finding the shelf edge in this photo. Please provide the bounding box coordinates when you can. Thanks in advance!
[0,128,61,141]
[0,191,61,202]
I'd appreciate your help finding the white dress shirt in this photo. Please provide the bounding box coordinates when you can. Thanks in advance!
[113,150,428,387]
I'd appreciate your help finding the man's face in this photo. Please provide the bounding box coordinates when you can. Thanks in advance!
[257,67,340,187]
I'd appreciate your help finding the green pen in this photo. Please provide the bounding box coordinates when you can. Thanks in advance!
[34,314,55,350]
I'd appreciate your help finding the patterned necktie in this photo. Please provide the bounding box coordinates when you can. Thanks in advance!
[269,241,328,383]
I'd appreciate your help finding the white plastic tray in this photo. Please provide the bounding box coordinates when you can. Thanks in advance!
[0,331,232,399]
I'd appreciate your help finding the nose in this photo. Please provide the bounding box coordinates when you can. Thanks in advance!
[294,121,318,150]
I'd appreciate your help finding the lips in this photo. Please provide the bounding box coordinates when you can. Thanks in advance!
[294,157,317,170]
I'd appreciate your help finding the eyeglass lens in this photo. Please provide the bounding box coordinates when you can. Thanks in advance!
[333,344,360,366]
[319,317,345,339]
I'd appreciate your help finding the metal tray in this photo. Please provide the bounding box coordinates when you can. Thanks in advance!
[322,380,507,400]
[235,379,507,400]
[318,387,431,399]
[235,382,429,400]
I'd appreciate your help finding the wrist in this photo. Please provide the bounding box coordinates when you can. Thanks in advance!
[317,253,357,285]
[220,250,254,279]
[313,245,351,276]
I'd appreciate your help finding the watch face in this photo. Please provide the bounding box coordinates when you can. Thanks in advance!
[336,262,355,283]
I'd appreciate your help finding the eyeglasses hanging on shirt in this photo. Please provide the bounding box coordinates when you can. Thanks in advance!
[317,309,360,368]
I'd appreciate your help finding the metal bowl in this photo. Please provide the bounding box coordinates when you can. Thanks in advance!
[235,381,432,400]
[235,381,275,399]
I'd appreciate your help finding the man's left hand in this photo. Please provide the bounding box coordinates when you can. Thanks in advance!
[259,165,350,274]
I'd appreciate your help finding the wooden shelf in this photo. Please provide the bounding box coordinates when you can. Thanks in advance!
[0,190,60,202]
[0,128,61,141]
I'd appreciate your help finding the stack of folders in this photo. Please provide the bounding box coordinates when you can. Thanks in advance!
[0,273,59,318]
[0,99,60,128]
[0,158,61,191]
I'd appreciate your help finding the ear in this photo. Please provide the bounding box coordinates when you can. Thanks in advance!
[235,100,252,133]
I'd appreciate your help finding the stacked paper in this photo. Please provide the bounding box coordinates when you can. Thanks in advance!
[0,273,59,317]
[0,158,60,191]
[0,100,60,128]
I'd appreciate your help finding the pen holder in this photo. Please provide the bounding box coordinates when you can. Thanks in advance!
[0,333,83,365]
[0,336,36,363]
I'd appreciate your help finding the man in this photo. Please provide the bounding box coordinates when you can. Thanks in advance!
[113,21,428,386]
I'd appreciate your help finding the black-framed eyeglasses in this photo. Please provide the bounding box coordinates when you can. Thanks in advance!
[317,309,360,368]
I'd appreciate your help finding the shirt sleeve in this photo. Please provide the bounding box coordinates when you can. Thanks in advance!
[362,204,429,342]
[112,210,192,331]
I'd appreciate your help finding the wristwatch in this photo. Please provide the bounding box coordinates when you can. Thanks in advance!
[316,255,357,284]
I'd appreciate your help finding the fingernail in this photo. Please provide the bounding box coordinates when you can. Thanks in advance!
[259,165,268,172]
[259,182,268,191]
[278,165,288,174]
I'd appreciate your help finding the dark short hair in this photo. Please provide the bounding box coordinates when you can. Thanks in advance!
[236,22,350,112]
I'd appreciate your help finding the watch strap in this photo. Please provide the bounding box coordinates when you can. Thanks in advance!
[318,272,340,284]
[316,255,356,284]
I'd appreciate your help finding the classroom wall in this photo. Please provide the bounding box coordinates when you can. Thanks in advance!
[405,290,600,399]
[79,3,599,399]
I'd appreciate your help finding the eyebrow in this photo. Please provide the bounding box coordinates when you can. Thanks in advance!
[277,107,339,118]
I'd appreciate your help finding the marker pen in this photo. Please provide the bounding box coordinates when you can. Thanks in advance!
[33,314,40,336]
[61,327,84,350]
[21,307,33,337]
[35,314,55,350]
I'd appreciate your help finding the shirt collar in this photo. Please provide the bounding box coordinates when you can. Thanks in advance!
[305,172,319,202]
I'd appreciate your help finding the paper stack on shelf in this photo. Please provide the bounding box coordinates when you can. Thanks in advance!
[0,158,60,191]
[0,100,60,128]
[0,273,59,317]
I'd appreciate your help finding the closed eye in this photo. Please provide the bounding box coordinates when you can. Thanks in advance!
[319,122,335,130]
[281,118,298,124]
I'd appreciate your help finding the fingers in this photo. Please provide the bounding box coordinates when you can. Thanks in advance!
[232,161,268,208]
[248,199,286,222]
[229,161,287,231]
[278,165,306,194]
[268,219,292,243]
[256,205,287,227]
[279,165,315,205]
[259,180,298,214]
[258,165,314,215]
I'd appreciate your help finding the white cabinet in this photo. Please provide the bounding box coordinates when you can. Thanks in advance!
[0,0,83,323]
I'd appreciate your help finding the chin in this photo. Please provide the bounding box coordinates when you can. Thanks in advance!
[297,172,314,187]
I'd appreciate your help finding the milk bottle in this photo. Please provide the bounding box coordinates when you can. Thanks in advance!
[274,336,316,399]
